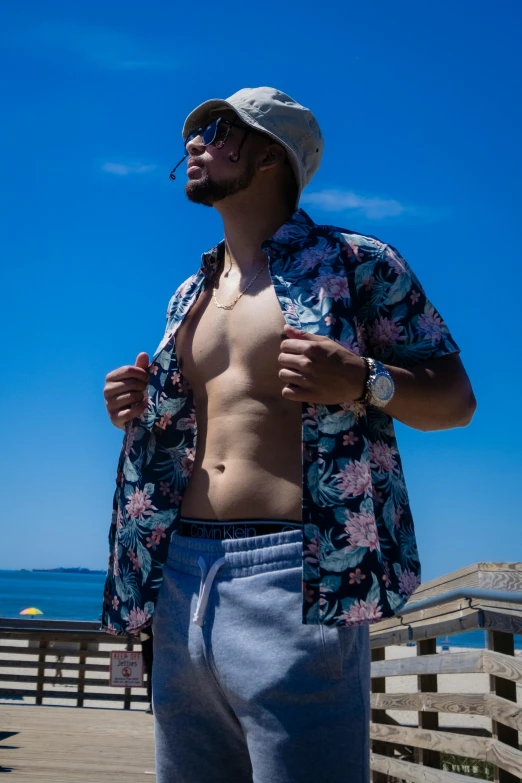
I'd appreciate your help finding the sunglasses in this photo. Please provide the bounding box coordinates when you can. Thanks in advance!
[184,117,246,149]
[169,117,249,181]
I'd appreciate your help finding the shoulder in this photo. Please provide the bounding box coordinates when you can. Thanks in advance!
[311,223,413,279]
[314,222,388,261]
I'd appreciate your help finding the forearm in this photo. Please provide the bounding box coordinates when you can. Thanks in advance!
[280,328,475,430]
[379,355,476,432]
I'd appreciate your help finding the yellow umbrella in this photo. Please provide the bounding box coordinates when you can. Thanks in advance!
[20,607,43,617]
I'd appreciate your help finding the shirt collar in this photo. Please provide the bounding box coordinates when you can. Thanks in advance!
[200,208,316,272]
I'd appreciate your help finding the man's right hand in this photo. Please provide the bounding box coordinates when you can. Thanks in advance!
[104,352,150,430]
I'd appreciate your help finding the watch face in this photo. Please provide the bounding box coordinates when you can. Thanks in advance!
[373,374,394,402]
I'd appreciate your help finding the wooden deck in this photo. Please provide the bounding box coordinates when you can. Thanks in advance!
[1,562,521,782]
[1,703,155,781]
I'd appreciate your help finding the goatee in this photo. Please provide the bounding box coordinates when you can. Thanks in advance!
[185,162,256,206]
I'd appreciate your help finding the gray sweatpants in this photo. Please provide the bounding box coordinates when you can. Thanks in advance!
[152,527,370,783]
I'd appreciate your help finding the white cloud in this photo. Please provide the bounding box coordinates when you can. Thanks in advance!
[301,189,407,220]
[102,162,157,176]
[19,21,176,70]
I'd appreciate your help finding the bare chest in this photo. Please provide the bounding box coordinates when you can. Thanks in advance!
[175,268,287,392]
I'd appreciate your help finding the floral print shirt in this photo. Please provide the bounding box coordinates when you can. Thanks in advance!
[101,208,459,635]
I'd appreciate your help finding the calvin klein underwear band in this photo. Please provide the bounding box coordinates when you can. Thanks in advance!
[177,516,303,540]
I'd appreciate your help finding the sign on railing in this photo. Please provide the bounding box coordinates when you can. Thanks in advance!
[109,650,144,688]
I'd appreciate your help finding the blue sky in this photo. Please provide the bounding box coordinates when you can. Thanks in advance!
[1,0,521,580]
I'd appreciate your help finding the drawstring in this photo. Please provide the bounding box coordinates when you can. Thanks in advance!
[193,555,227,626]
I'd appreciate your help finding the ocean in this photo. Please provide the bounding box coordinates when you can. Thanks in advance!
[0,569,106,624]
[1,570,520,649]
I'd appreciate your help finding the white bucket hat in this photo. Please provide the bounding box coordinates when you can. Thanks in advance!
[182,86,324,201]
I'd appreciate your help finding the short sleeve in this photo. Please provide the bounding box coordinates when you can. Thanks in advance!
[152,273,199,355]
[354,243,460,368]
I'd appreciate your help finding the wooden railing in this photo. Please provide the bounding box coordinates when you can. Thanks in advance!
[1,562,521,783]
[369,562,522,783]
[0,618,148,709]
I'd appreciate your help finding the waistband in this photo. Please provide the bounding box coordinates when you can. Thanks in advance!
[166,526,303,578]
[177,515,303,540]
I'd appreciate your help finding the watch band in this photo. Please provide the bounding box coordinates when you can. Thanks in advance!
[362,358,377,404]
[356,357,394,407]
[355,358,374,404]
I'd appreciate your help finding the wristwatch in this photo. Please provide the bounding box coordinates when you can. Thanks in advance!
[359,358,395,408]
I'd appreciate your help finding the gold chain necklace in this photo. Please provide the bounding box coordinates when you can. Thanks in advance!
[212,251,268,311]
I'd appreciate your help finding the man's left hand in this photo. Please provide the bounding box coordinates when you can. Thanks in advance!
[278,323,367,404]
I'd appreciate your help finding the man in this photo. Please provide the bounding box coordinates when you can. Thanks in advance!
[102,87,475,783]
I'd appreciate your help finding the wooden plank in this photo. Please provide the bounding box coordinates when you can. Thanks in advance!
[371,752,489,783]
[369,562,522,646]
[408,611,484,641]
[398,562,522,606]
[372,690,521,732]
[0,673,111,687]
[0,687,148,702]
[1,702,155,781]
[0,644,115,659]
[489,741,522,782]
[0,629,113,643]
[371,607,482,648]
[0,618,102,630]
[484,693,522,732]
[483,649,522,683]
[371,692,486,715]
[475,562,522,572]
[411,610,484,639]
[370,624,411,648]
[371,603,482,637]
[371,607,522,650]
[481,598,522,616]
[370,725,522,779]
[406,562,522,604]
[0,659,109,672]
[0,634,134,651]
[482,609,522,636]
[370,723,491,758]
[408,565,481,601]
[0,673,146,692]
[407,601,522,637]
[412,564,482,594]
[480,570,522,591]
[371,650,484,678]
[386,598,477,627]
[371,649,522,682]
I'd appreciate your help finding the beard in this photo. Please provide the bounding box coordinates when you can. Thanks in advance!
[185,157,256,206]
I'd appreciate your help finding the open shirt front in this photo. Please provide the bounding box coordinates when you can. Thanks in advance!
[101,208,459,636]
